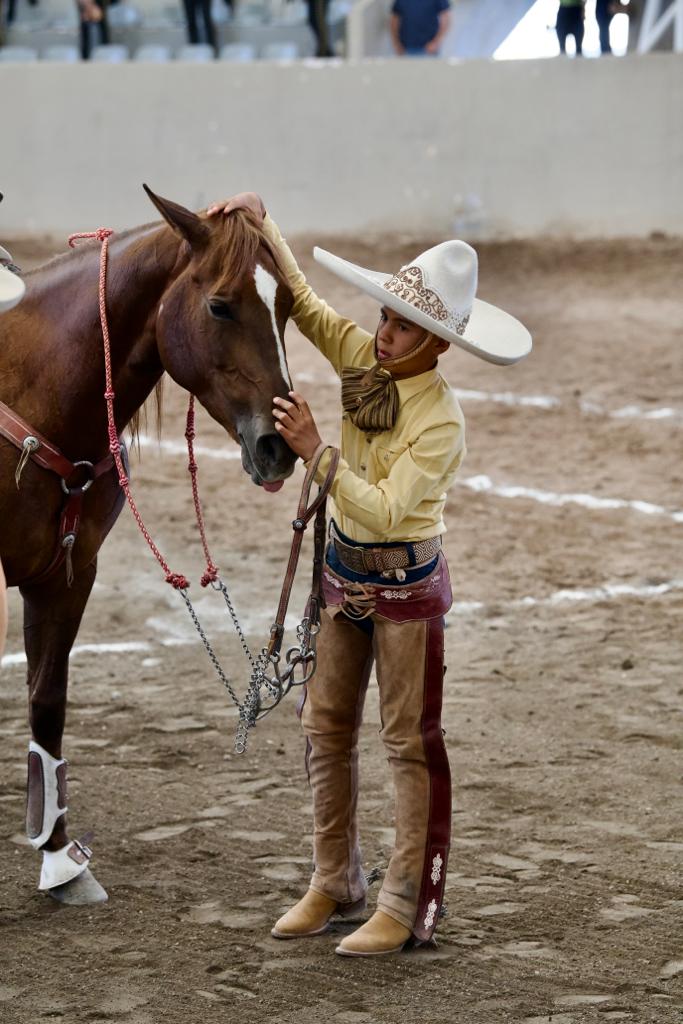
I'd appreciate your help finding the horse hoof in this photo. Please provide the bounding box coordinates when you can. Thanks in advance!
[48,868,108,906]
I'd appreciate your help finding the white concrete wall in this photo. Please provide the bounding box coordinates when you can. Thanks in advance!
[347,0,393,59]
[1,53,681,239]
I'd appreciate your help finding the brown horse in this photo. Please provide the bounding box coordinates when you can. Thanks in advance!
[0,187,296,904]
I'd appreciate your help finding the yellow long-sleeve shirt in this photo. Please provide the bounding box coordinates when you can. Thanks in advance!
[264,215,466,543]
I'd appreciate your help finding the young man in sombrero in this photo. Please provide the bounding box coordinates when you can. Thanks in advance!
[209,193,531,956]
[0,221,26,662]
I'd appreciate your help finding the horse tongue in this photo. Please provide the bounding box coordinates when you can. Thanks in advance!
[262,480,284,493]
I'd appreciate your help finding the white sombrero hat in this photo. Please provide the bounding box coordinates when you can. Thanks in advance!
[0,245,25,313]
[314,240,531,365]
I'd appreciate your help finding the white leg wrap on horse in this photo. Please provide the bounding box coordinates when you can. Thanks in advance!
[26,740,68,850]
[38,840,92,891]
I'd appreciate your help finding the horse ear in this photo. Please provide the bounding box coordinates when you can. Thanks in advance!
[142,184,208,248]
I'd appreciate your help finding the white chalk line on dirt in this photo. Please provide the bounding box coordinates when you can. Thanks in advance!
[450,579,683,615]
[294,373,683,422]
[137,436,241,461]
[461,475,683,523]
[452,388,682,422]
[1,641,152,668]
[3,579,682,668]
[134,437,683,524]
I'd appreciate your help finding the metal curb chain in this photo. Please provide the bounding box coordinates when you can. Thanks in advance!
[177,576,295,755]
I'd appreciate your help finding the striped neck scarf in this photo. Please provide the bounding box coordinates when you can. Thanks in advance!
[340,332,434,434]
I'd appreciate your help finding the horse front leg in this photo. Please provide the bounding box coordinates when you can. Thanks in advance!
[20,558,107,905]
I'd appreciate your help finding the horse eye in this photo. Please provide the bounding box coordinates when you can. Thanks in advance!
[208,298,236,321]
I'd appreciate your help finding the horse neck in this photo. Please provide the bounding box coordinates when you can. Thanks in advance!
[5,224,187,460]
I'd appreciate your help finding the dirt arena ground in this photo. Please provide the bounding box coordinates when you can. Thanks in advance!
[1,231,681,1024]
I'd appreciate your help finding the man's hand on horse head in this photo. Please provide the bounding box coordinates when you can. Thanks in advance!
[207,193,266,221]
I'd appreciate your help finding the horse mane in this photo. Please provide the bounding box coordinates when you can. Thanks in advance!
[128,378,164,451]
[216,207,285,282]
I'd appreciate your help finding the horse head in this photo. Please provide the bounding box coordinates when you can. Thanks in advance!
[144,185,297,491]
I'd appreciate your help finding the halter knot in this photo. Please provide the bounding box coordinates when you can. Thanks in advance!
[165,572,190,591]
[68,228,114,249]
[201,565,219,588]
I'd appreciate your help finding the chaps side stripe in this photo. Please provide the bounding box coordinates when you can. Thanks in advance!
[412,616,451,942]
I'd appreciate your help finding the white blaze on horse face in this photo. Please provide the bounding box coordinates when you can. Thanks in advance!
[254,264,291,390]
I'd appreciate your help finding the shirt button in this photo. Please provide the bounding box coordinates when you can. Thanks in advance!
[360,464,367,471]
[365,437,371,444]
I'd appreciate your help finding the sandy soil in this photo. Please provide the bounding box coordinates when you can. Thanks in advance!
[0,231,681,1024]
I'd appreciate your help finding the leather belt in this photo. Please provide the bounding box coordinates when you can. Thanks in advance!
[330,523,441,576]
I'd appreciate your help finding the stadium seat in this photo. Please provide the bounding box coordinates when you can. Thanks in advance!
[232,5,263,27]
[133,44,172,63]
[90,44,130,62]
[107,4,142,28]
[329,0,352,17]
[176,44,214,62]
[0,46,38,62]
[275,0,307,24]
[210,0,231,25]
[261,41,299,61]
[42,45,80,63]
[219,43,256,62]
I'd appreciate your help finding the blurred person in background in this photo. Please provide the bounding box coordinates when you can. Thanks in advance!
[76,0,111,59]
[556,0,586,55]
[307,0,333,57]
[595,0,630,54]
[390,0,451,57]
[3,0,39,29]
[182,0,218,52]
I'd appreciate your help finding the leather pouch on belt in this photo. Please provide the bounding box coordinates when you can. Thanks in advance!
[322,552,452,623]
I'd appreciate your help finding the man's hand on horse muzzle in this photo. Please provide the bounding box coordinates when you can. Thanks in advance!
[273,392,324,463]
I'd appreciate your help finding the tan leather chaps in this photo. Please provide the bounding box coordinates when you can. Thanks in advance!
[299,596,451,941]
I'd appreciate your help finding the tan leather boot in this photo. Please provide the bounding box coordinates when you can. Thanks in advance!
[271,889,365,939]
[335,910,412,957]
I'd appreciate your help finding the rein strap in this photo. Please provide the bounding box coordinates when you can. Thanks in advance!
[267,443,340,660]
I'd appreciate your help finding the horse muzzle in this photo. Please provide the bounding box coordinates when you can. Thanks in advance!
[238,425,296,490]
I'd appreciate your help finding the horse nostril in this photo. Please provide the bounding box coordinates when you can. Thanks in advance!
[255,431,288,471]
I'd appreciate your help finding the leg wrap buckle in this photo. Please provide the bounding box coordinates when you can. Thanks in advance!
[26,740,68,850]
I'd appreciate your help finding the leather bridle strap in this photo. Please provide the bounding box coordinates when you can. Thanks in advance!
[0,398,115,484]
[266,443,340,659]
[0,397,118,587]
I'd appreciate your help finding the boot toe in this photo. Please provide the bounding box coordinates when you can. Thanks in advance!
[270,889,338,939]
[335,910,411,957]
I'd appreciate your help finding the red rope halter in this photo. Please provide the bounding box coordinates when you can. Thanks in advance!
[69,227,218,591]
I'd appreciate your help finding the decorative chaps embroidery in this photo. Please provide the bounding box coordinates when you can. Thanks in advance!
[431,852,443,885]
[424,899,438,930]
[323,570,344,590]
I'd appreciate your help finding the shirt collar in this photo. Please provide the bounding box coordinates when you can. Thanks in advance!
[394,367,440,402]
